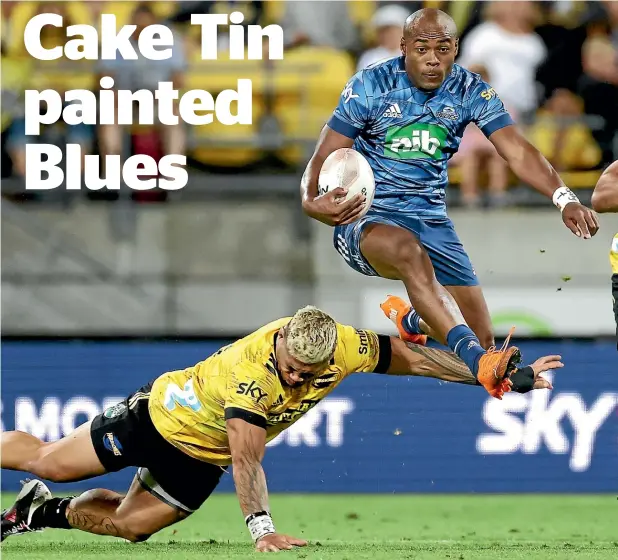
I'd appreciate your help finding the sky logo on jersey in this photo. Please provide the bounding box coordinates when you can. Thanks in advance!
[384,123,447,160]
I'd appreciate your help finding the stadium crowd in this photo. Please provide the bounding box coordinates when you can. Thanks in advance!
[1,0,616,205]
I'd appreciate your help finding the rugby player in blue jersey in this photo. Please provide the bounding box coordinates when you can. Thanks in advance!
[301,8,599,398]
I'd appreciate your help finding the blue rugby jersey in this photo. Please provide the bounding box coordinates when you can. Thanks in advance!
[327,56,513,217]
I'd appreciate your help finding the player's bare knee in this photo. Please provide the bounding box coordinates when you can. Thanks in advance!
[114,516,155,543]
[120,514,178,543]
[124,529,153,543]
[117,507,186,543]
[391,239,427,282]
[27,446,69,482]
[29,462,66,482]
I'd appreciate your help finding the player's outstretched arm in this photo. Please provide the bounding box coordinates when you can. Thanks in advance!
[226,418,307,552]
[489,125,600,239]
[300,125,367,226]
[591,161,618,213]
[385,336,562,395]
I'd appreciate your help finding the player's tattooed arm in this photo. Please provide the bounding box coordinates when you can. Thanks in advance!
[385,337,562,392]
[387,338,478,385]
[404,343,478,384]
[227,417,270,517]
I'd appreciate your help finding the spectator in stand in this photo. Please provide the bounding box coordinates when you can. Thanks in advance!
[4,2,94,180]
[526,88,602,172]
[450,65,513,209]
[457,1,547,119]
[1,40,32,179]
[280,1,358,52]
[163,1,264,53]
[97,3,187,166]
[165,1,264,27]
[577,0,618,165]
[356,4,411,71]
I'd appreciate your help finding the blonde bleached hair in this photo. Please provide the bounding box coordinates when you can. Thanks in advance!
[285,306,338,365]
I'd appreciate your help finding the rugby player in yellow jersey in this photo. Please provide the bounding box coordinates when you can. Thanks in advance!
[1,307,562,551]
[591,160,618,348]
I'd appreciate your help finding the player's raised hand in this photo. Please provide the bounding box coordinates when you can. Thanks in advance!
[509,355,564,393]
[255,533,308,552]
[305,187,366,226]
[530,354,563,389]
[562,202,599,239]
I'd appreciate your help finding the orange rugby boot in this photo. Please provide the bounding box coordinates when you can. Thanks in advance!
[476,327,521,400]
[380,295,428,346]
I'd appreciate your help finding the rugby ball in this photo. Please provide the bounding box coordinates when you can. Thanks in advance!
[318,148,375,218]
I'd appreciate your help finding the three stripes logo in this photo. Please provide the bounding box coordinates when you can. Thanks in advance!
[383,102,402,118]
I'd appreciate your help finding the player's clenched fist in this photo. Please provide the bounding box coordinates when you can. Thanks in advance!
[256,533,308,552]
[303,187,366,226]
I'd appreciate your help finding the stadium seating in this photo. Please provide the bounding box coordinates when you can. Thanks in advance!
[262,0,286,25]
[184,48,266,168]
[2,0,612,188]
[272,46,356,166]
[447,164,603,190]
[184,45,356,169]
[96,1,177,28]
[346,0,378,46]
[6,2,92,55]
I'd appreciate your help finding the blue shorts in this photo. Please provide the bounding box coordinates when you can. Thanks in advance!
[334,210,479,287]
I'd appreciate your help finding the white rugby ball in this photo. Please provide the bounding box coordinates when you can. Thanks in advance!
[318,148,375,218]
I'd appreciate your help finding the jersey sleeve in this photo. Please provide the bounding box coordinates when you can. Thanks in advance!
[338,324,392,375]
[467,79,514,138]
[327,71,374,140]
[224,363,278,429]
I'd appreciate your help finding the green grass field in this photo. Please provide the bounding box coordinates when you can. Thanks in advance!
[2,494,616,559]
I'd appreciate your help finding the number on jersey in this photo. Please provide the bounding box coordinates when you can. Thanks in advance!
[164,378,202,412]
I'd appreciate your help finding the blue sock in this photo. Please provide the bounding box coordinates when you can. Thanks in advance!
[402,309,422,335]
[446,325,486,377]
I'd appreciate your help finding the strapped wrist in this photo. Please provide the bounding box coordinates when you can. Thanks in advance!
[245,511,275,542]
[510,366,535,393]
[552,186,580,212]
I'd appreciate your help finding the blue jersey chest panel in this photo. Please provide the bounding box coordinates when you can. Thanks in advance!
[328,58,513,216]
[364,94,468,161]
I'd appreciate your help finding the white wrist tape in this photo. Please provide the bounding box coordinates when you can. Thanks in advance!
[552,186,580,212]
[245,512,275,542]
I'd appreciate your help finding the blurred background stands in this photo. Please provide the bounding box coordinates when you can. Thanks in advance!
[1,1,616,335]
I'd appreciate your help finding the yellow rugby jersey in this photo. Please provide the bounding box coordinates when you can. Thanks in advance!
[611,233,618,274]
[148,318,388,465]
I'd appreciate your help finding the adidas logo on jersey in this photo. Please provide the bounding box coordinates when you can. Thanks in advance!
[383,103,402,118]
